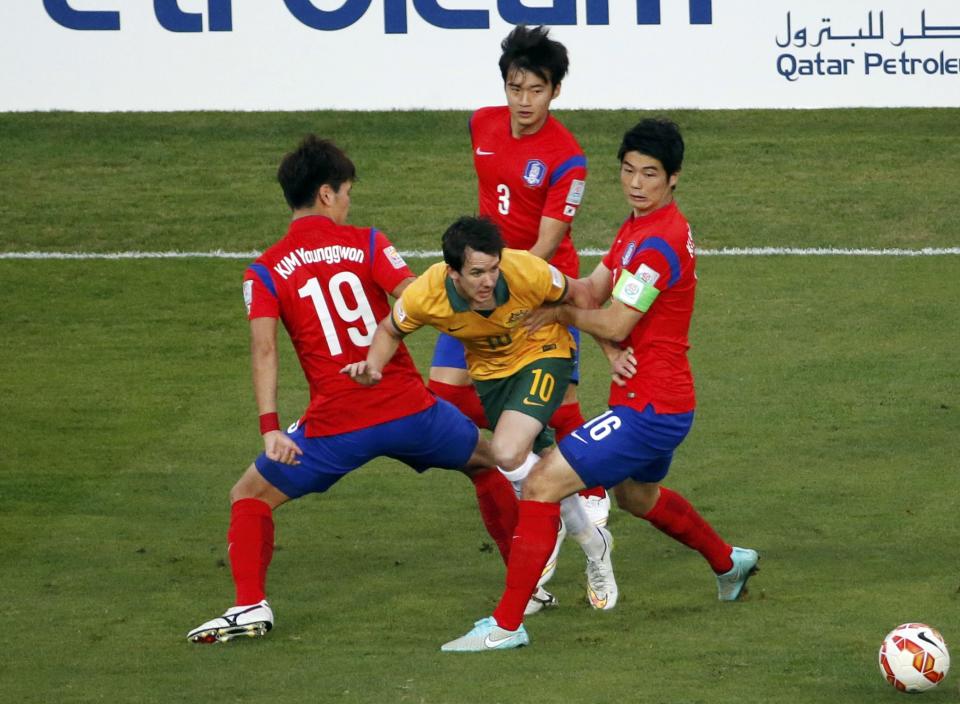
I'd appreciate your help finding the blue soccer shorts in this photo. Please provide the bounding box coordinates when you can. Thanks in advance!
[431,328,581,384]
[254,399,479,499]
[558,404,694,488]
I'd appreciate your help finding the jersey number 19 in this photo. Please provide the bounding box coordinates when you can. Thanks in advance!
[298,272,377,356]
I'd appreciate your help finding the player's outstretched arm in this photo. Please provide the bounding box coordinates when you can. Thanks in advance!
[340,316,404,385]
[522,264,607,334]
[563,275,597,310]
[557,260,642,341]
[561,298,641,342]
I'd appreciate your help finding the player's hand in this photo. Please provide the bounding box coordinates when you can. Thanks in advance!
[610,346,637,387]
[522,306,560,334]
[339,361,383,386]
[263,430,303,466]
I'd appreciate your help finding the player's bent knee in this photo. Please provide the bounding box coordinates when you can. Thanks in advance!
[522,457,582,503]
[464,437,497,470]
[613,482,659,517]
[490,444,526,474]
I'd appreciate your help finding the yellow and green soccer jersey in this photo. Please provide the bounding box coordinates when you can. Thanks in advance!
[392,249,575,381]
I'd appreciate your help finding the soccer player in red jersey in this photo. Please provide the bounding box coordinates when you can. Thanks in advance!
[186,135,518,644]
[427,24,611,608]
[442,119,760,652]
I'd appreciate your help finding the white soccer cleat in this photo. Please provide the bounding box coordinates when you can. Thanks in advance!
[186,600,274,644]
[524,586,558,616]
[585,527,618,610]
[580,491,611,527]
[537,518,566,587]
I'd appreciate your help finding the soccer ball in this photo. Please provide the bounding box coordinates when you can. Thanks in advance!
[878,623,950,692]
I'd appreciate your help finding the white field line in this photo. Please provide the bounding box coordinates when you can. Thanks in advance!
[0,247,958,260]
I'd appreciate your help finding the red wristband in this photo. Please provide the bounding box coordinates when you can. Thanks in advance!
[259,412,280,435]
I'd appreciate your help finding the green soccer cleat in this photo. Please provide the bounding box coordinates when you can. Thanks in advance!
[716,547,760,601]
[440,617,529,652]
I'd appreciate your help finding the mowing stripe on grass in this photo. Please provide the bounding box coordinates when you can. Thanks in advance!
[1,247,958,260]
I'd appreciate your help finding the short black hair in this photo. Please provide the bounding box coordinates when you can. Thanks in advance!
[618,118,685,176]
[276,135,356,210]
[441,216,504,272]
[499,25,569,87]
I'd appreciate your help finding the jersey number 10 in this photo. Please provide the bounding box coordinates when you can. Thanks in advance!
[298,272,377,356]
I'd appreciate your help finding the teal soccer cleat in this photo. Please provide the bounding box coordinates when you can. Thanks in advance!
[440,617,529,652]
[716,547,760,601]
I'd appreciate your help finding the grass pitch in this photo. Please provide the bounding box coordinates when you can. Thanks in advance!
[0,109,958,703]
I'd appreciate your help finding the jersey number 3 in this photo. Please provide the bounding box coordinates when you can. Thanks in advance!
[298,272,377,356]
[497,184,510,215]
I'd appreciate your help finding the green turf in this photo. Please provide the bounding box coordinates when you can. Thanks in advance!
[1,109,959,253]
[1,110,958,703]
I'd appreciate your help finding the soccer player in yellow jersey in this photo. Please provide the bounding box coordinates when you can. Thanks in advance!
[343,216,617,614]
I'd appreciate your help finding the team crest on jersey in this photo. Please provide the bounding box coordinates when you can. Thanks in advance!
[506,309,529,326]
[621,242,637,266]
[523,159,547,187]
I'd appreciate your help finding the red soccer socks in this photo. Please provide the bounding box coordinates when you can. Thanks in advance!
[642,486,733,574]
[469,468,519,564]
[227,498,275,605]
[428,379,490,429]
[549,402,606,503]
[492,500,561,631]
[548,401,584,442]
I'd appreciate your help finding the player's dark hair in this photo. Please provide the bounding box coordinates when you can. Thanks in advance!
[499,25,569,87]
[277,134,356,210]
[442,216,504,272]
[618,118,685,177]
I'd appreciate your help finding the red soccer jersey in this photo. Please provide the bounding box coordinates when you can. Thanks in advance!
[243,215,435,437]
[470,106,586,277]
[602,202,697,414]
